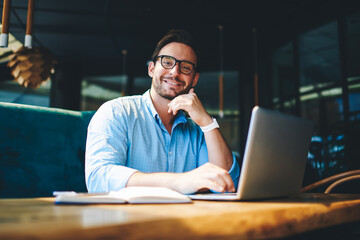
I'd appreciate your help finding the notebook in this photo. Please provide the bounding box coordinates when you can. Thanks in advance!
[188,106,314,201]
[54,186,192,204]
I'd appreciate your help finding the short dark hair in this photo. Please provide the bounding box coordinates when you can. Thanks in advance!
[151,29,199,72]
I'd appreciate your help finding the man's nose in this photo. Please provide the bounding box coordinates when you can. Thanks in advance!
[169,62,181,75]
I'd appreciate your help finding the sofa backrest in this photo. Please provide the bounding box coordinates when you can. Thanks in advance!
[0,102,95,198]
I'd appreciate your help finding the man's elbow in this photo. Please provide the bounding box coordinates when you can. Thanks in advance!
[85,166,103,193]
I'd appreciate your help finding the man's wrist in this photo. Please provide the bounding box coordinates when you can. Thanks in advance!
[200,118,219,133]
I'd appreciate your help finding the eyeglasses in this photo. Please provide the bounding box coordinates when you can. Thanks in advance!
[156,55,196,75]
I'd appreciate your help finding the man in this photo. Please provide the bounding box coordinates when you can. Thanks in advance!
[85,29,240,194]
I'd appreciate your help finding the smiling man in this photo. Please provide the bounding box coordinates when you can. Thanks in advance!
[85,29,240,194]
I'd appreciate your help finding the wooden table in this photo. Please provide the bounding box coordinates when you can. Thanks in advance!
[1,193,360,239]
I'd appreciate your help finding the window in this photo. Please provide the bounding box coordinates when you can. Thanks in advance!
[81,75,126,111]
[299,21,341,86]
[346,12,360,170]
[299,21,346,179]
[347,12,360,121]
[271,43,296,114]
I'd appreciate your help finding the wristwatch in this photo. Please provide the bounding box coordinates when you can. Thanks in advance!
[200,118,219,133]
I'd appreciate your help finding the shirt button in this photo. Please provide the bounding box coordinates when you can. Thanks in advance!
[169,151,172,155]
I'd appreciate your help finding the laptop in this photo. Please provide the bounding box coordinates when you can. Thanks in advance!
[188,106,314,201]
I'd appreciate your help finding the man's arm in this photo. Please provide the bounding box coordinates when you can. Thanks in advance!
[167,88,233,171]
[126,162,235,194]
[85,102,138,193]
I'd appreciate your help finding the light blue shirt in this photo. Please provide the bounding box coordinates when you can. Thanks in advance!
[85,90,240,193]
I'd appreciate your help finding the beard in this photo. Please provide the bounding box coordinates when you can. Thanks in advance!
[152,76,193,100]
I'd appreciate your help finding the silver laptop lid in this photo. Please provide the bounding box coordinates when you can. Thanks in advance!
[237,106,313,200]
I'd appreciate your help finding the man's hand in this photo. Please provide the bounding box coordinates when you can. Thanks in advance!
[168,88,213,127]
[172,162,235,194]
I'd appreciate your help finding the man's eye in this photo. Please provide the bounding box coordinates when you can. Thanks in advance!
[181,64,192,71]
[163,58,174,66]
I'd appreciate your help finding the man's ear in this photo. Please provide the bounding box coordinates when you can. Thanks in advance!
[148,61,155,78]
[191,72,199,87]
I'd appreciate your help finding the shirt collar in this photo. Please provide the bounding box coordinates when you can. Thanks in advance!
[142,90,188,125]
[143,90,158,119]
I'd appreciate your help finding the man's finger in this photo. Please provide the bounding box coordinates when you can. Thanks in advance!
[168,99,191,114]
[200,163,235,192]
[207,170,235,192]
[223,175,236,192]
[197,179,225,193]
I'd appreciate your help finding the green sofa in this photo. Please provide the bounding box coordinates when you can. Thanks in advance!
[0,102,95,198]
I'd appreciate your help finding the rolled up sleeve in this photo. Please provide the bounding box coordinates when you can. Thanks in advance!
[85,103,137,193]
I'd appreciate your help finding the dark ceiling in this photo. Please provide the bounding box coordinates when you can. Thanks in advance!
[1,0,358,77]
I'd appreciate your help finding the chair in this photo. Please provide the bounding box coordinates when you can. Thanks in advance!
[301,170,360,193]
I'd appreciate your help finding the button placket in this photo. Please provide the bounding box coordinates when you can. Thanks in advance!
[168,130,176,172]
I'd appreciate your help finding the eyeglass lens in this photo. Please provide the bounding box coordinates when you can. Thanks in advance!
[161,56,194,75]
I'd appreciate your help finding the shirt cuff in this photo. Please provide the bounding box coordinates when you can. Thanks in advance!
[107,166,139,191]
[228,153,240,189]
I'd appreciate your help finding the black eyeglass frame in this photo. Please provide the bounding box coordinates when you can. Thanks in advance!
[155,55,197,75]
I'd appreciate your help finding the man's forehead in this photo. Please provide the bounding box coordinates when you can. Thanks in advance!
[159,42,197,63]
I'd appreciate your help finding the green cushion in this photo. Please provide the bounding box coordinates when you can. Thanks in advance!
[0,102,95,198]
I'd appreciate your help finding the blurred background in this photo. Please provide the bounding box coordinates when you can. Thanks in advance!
[1,0,360,188]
